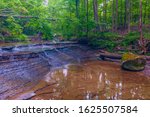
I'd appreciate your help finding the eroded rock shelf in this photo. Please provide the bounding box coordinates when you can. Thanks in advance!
[0,43,98,99]
[0,43,150,100]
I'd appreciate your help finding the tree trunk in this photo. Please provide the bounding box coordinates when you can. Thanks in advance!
[103,0,107,23]
[139,0,146,54]
[120,0,123,28]
[93,0,99,31]
[75,0,79,18]
[86,0,89,39]
[127,0,131,32]
[124,0,127,29]
[112,0,115,32]
[115,0,118,31]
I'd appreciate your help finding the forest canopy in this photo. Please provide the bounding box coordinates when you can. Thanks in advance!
[0,0,150,52]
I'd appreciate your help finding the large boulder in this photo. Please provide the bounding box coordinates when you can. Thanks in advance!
[121,52,146,71]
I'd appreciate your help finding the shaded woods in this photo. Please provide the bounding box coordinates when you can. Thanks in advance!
[0,0,150,53]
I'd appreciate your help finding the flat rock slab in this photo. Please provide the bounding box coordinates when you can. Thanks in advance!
[0,44,98,99]
[0,57,50,99]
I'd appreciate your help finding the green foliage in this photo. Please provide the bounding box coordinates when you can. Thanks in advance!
[59,18,80,39]
[0,0,150,44]
[87,32,118,50]
[144,32,150,40]
[0,34,4,41]
[88,32,120,40]
[121,32,140,47]
[88,38,117,51]
[0,16,27,41]
[26,18,53,40]
[0,0,53,41]
[103,32,122,40]
[6,17,23,36]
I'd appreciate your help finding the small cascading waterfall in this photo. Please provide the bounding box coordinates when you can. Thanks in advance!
[38,43,52,67]
[57,47,83,63]
[38,43,81,67]
[54,48,77,62]
[41,50,52,67]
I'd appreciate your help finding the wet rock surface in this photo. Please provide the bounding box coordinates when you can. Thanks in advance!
[0,43,98,99]
[0,57,50,99]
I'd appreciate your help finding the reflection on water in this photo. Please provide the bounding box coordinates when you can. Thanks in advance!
[15,60,150,100]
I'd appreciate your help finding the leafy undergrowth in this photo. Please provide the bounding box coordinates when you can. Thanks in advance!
[144,32,150,40]
[121,31,140,47]
[85,31,150,55]
[87,32,120,51]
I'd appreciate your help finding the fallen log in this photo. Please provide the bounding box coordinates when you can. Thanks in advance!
[99,53,122,60]
[99,52,150,61]
[99,57,121,62]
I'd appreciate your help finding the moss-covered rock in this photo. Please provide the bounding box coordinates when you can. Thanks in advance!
[121,52,146,71]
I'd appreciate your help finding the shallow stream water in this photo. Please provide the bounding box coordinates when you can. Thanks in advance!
[11,60,150,100]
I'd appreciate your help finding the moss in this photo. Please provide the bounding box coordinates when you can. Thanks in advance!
[122,52,140,61]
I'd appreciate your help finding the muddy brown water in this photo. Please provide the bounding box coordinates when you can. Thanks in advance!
[9,60,150,100]
[0,43,150,100]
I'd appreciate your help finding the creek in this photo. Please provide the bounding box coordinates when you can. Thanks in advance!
[0,42,150,100]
